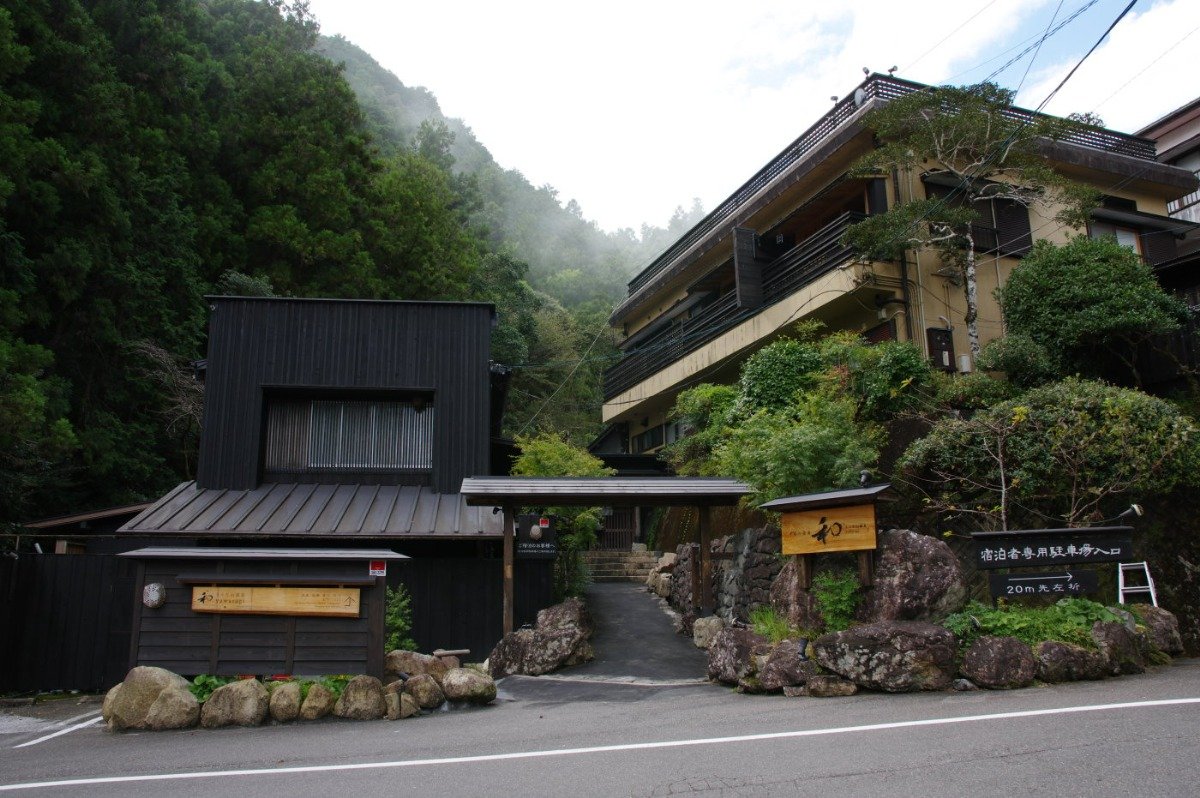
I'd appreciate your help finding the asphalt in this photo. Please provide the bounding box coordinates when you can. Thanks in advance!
[566,582,709,682]
[495,582,715,707]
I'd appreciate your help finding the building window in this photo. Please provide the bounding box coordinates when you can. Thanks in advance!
[1089,221,1142,255]
[264,398,433,473]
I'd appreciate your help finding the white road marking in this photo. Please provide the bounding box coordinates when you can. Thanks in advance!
[1,697,1198,791]
[11,715,103,750]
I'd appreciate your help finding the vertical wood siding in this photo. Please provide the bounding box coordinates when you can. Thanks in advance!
[196,299,493,493]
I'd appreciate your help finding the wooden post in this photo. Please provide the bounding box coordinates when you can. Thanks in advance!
[690,543,701,612]
[698,505,713,615]
[857,550,874,588]
[503,507,515,636]
[795,554,812,591]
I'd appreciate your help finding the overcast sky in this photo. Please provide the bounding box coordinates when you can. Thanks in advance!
[305,0,1200,235]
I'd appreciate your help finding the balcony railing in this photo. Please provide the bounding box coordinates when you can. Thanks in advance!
[624,74,1156,301]
[604,212,861,400]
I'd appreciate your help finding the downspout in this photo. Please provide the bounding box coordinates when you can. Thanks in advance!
[891,169,915,343]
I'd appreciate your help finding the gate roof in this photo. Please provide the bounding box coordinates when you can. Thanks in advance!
[459,477,751,507]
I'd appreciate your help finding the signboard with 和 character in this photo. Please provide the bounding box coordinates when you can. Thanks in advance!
[779,504,877,555]
[759,484,894,589]
[190,585,361,618]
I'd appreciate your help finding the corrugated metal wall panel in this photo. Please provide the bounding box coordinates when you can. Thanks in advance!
[197,299,493,493]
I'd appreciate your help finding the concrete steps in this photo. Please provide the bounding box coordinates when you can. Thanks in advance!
[582,550,660,583]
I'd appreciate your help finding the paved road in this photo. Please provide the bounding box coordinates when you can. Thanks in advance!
[2,587,1198,796]
[550,582,708,684]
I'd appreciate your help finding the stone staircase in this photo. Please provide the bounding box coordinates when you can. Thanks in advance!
[582,549,661,583]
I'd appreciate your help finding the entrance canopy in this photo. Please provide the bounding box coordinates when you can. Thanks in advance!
[460,476,752,634]
[460,476,751,508]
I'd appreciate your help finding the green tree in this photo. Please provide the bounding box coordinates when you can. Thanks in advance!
[511,432,615,598]
[899,378,1200,530]
[988,235,1188,386]
[714,391,883,504]
[842,82,1097,355]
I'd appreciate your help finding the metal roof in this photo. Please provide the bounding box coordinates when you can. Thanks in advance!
[118,547,409,560]
[460,477,751,507]
[757,484,893,513]
[119,482,505,539]
[23,503,153,529]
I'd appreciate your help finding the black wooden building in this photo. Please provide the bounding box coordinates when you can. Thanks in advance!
[1,297,551,691]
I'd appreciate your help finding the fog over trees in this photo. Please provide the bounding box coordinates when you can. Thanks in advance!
[0,0,702,524]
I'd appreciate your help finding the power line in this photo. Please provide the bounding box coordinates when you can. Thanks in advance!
[903,0,1002,73]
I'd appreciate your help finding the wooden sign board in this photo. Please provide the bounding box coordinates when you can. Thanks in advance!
[781,503,877,555]
[191,586,360,618]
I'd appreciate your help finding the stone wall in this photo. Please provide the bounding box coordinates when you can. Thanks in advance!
[715,527,783,622]
[669,527,783,623]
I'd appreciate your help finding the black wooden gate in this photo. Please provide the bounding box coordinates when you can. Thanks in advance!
[0,554,553,692]
[388,558,553,660]
[0,554,137,693]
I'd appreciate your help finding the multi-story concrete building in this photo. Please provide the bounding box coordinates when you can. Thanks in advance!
[601,74,1198,456]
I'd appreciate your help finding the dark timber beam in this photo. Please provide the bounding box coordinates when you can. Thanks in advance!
[503,507,515,636]
[698,506,714,614]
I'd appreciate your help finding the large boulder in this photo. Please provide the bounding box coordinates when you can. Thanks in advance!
[691,616,725,650]
[1035,641,1108,683]
[858,530,967,623]
[656,552,677,572]
[1092,621,1146,675]
[1132,605,1184,655]
[385,651,449,685]
[441,668,497,705]
[200,679,269,728]
[813,621,957,692]
[403,673,446,710]
[805,675,859,697]
[768,558,826,631]
[488,598,594,677]
[269,681,302,723]
[299,682,336,720]
[103,666,191,731]
[707,626,770,685]
[960,636,1037,689]
[143,687,200,731]
[384,681,421,720]
[332,675,386,720]
[759,640,821,692]
[653,572,672,598]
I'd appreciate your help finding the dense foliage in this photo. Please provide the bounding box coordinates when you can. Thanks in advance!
[943,599,1117,651]
[987,235,1187,387]
[900,378,1200,530]
[665,327,929,503]
[0,0,706,527]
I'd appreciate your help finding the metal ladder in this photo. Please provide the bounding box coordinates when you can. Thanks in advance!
[1118,561,1158,606]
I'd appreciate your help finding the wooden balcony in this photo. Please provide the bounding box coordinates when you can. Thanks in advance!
[604,211,864,401]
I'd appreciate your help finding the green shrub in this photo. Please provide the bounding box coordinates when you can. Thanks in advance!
[812,571,860,632]
[188,674,234,703]
[942,598,1116,651]
[384,584,416,652]
[318,674,353,700]
[749,604,811,643]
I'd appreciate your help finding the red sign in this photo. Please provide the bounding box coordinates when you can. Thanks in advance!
[539,517,550,528]
[368,560,386,577]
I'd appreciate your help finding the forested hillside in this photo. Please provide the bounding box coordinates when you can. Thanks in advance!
[0,0,699,526]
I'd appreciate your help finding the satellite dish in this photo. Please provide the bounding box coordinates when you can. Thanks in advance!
[853,87,866,108]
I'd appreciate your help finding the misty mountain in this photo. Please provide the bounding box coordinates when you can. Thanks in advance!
[317,35,705,312]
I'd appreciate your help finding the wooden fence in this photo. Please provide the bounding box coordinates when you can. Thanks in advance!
[0,554,554,693]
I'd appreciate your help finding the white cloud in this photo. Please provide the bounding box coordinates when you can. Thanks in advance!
[1017,0,1200,132]
[308,0,1192,233]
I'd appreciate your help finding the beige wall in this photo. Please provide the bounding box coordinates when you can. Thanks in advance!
[607,149,1182,436]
